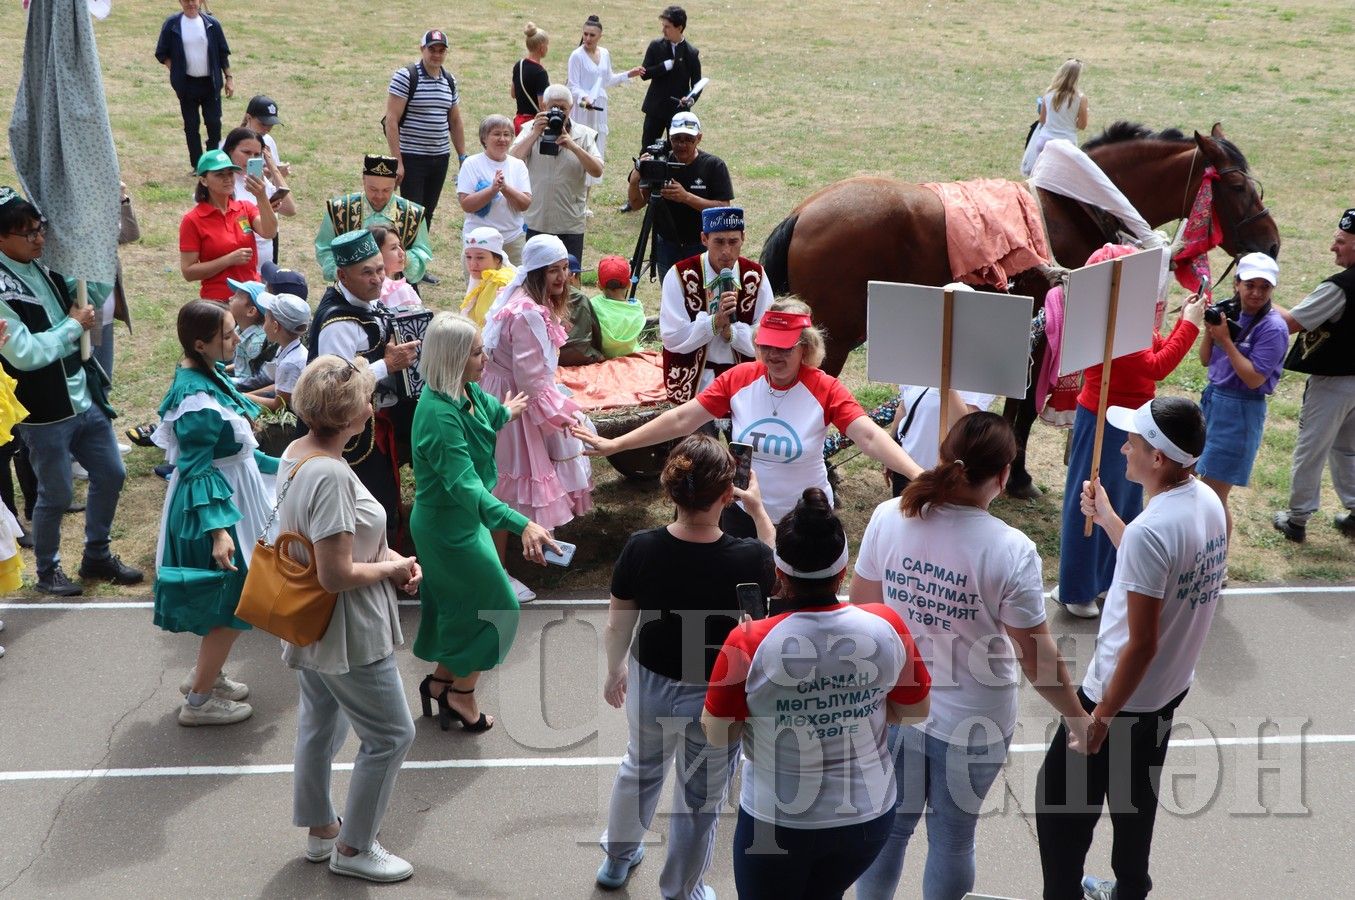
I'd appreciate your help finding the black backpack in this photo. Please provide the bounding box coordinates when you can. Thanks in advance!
[380,63,456,134]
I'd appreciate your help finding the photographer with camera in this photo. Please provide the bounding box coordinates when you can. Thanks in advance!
[660,207,772,404]
[509,85,603,262]
[1196,252,1289,544]
[626,112,733,281]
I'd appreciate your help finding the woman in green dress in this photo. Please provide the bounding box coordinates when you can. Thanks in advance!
[410,312,558,732]
[152,300,279,727]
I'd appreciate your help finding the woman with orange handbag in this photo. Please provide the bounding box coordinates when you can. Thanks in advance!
[152,300,277,727]
[276,354,423,884]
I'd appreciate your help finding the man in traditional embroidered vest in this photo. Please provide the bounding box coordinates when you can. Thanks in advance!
[1273,207,1355,543]
[309,230,421,542]
[0,188,143,596]
[659,206,773,404]
[314,155,433,285]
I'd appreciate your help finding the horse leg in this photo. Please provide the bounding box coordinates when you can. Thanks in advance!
[1004,392,1042,500]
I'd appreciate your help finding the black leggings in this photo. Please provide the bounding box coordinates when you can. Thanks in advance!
[0,438,37,520]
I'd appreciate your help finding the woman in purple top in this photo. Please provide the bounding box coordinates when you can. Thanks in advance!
[1197,252,1290,542]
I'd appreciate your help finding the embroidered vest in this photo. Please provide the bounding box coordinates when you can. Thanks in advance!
[325,193,425,250]
[1284,267,1355,376]
[0,259,112,424]
[662,255,763,404]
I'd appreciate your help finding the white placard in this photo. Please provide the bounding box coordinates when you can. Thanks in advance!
[866,282,1035,399]
[1058,246,1166,376]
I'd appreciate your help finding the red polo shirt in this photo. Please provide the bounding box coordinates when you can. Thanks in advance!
[179,198,261,300]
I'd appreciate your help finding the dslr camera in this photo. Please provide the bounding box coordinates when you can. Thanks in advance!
[634,138,684,191]
[538,108,567,156]
[1203,295,1242,341]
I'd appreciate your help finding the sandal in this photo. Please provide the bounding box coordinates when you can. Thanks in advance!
[125,422,157,448]
[417,674,453,719]
[438,687,493,733]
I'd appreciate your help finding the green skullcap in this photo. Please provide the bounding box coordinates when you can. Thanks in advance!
[331,229,380,268]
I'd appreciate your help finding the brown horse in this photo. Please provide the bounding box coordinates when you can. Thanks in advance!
[761,122,1280,497]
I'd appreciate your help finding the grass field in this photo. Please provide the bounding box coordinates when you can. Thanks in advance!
[0,0,1352,595]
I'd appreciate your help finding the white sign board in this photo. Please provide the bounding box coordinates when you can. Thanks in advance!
[1058,246,1166,376]
[866,282,1035,399]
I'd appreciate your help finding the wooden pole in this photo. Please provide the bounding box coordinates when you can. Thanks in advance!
[76,280,91,361]
[938,289,955,459]
[1085,260,1124,536]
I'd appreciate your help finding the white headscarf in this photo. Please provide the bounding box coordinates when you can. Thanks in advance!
[483,234,569,353]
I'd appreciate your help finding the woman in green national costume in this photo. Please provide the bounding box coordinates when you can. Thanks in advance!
[152,300,279,727]
[410,312,558,733]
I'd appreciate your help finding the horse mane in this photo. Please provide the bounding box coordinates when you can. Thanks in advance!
[1081,120,1249,169]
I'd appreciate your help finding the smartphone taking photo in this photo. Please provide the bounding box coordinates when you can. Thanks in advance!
[246,157,265,180]
[729,441,753,490]
[736,582,765,620]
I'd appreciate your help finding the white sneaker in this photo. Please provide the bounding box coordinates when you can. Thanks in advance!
[178,696,253,726]
[306,832,336,863]
[72,461,89,480]
[508,575,536,603]
[0,646,5,659]
[179,667,249,701]
[1046,586,1102,618]
[329,841,413,883]
[117,442,132,455]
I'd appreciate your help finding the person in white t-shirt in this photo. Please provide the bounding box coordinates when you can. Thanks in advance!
[1036,396,1225,900]
[576,299,924,534]
[457,115,533,266]
[888,386,996,496]
[852,411,1089,900]
[703,487,931,899]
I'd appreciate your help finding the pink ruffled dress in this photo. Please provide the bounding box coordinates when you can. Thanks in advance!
[481,290,594,528]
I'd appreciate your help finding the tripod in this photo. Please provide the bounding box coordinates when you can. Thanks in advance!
[626,186,677,300]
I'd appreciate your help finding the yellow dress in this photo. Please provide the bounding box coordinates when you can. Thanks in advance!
[0,368,29,593]
[460,266,516,327]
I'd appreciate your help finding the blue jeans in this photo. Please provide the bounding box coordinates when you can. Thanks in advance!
[732,806,893,900]
[18,405,125,573]
[601,659,739,900]
[92,322,115,382]
[855,725,1011,900]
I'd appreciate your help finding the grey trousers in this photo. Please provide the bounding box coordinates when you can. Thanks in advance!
[601,658,740,900]
[292,654,415,851]
[1285,374,1355,523]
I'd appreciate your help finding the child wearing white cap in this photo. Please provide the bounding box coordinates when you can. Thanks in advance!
[246,292,310,412]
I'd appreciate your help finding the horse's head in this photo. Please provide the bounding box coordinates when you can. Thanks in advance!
[1196,123,1281,260]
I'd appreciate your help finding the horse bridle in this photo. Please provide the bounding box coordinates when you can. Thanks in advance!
[1204,162,1272,291]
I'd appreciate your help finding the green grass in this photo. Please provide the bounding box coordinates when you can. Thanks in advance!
[1,0,1353,593]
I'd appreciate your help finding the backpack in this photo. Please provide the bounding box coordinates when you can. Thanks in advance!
[380,63,456,134]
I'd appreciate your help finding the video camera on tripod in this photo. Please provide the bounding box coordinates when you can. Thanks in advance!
[635,137,686,191]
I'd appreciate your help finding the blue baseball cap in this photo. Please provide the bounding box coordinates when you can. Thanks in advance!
[566,253,582,274]
[226,278,266,308]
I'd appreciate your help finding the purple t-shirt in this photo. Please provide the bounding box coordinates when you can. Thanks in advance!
[1206,307,1289,395]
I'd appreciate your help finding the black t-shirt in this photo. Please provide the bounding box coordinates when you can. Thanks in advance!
[512,59,550,116]
[611,527,775,683]
[656,150,734,244]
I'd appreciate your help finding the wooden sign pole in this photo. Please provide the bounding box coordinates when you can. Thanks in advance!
[938,289,955,459]
[1085,259,1124,536]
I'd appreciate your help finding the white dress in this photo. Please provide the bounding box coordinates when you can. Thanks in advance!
[567,45,633,187]
[1021,90,1082,176]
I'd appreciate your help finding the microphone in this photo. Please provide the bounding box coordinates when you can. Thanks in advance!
[715,267,736,295]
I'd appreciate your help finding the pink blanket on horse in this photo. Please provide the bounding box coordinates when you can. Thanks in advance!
[921,178,1051,290]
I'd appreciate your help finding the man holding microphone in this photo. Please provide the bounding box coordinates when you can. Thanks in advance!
[659,206,773,405]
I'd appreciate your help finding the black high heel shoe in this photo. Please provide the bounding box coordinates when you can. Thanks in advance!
[418,674,453,719]
[437,686,493,733]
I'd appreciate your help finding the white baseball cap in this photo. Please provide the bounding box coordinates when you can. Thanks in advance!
[669,112,701,137]
[1106,400,1200,466]
[1236,252,1278,286]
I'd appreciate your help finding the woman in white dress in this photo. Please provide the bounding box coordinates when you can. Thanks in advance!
[1020,58,1090,176]
[567,15,644,191]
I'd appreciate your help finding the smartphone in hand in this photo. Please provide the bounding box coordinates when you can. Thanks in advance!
[729,441,753,490]
[543,541,577,567]
[736,582,765,620]
[246,157,265,179]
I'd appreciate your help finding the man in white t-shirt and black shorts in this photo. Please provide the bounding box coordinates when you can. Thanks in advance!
[1036,396,1227,900]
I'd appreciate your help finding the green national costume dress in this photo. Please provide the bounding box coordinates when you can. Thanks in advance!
[411,382,529,675]
[152,365,279,635]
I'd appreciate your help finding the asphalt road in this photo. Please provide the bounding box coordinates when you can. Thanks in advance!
[0,586,1350,898]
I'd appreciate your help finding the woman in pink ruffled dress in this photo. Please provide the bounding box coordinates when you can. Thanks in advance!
[481,234,593,600]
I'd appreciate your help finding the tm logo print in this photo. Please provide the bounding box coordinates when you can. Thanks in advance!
[738,418,803,464]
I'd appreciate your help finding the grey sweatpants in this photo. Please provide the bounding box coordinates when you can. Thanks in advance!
[292,654,415,851]
[1285,374,1355,523]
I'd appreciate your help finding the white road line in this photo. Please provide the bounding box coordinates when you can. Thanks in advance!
[2,585,1352,612]
[0,735,1350,784]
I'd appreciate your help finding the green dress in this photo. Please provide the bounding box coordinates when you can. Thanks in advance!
[410,383,529,675]
[152,365,280,636]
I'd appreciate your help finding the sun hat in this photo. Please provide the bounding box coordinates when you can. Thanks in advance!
[756,310,813,350]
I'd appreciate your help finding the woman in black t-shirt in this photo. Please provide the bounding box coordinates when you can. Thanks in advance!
[594,434,775,893]
[511,22,551,129]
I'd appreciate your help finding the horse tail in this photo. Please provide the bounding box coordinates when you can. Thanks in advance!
[760,212,798,296]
